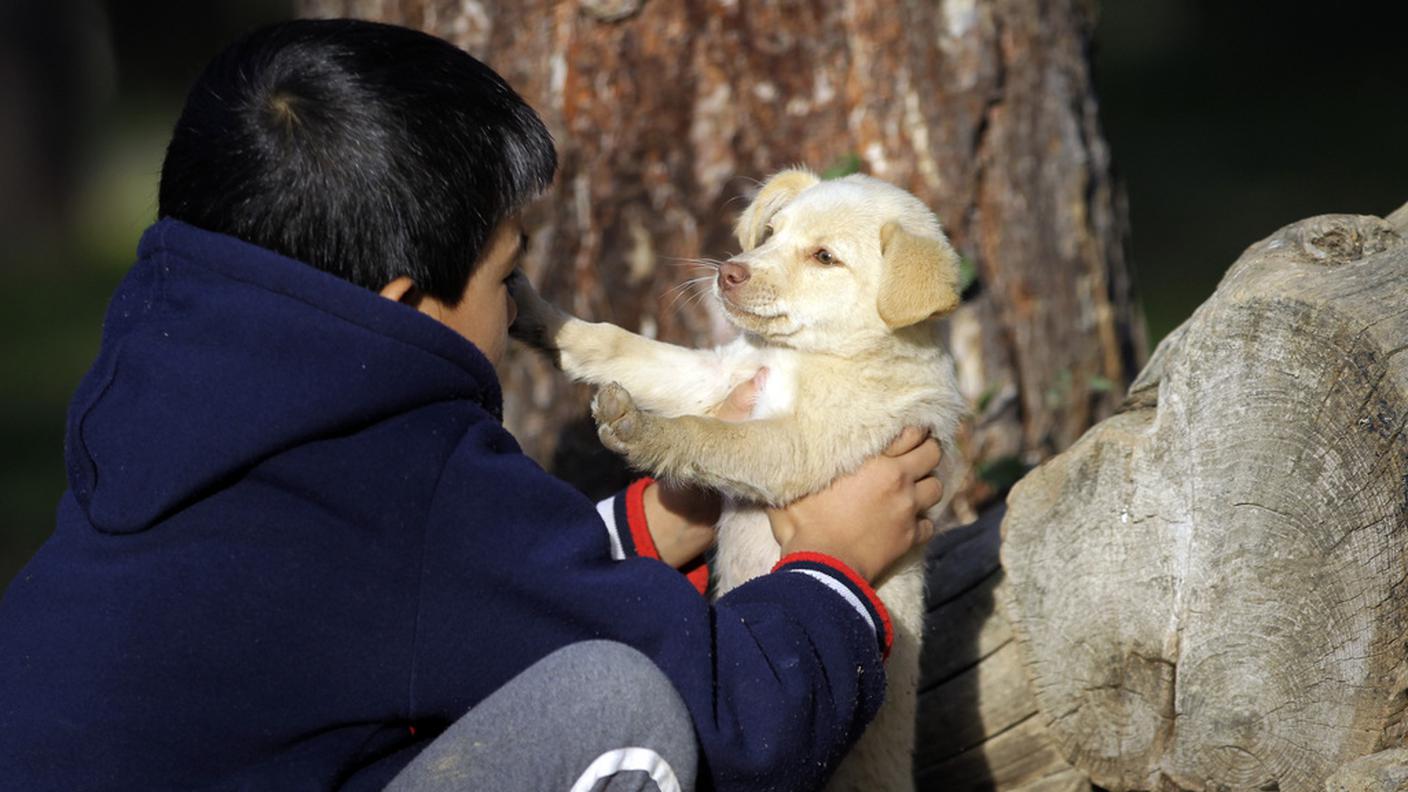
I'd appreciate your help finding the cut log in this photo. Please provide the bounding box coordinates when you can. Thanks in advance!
[1013,769,1095,792]
[1001,210,1408,791]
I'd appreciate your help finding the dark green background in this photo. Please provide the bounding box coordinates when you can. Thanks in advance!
[2,1,1405,587]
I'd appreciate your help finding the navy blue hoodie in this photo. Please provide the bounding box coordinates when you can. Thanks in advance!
[0,219,892,791]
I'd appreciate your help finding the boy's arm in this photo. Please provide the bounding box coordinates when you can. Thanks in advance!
[596,478,713,595]
[408,418,917,791]
[596,477,892,650]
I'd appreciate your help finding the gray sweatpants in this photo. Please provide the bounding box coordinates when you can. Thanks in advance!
[384,641,697,792]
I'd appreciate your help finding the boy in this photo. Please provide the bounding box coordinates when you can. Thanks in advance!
[0,19,942,792]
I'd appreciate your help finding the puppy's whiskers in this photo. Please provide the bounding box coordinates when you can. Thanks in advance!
[664,274,715,311]
[663,256,724,271]
[682,284,714,313]
[661,274,710,301]
[662,274,716,315]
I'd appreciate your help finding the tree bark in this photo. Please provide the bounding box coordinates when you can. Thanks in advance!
[298,0,1144,516]
[1000,208,1408,791]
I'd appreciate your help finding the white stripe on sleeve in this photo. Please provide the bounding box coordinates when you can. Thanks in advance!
[788,569,877,635]
[596,496,626,561]
[569,746,682,792]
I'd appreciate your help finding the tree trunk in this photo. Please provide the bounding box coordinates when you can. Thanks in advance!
[298,0,1144,518]
[1000,208,1408,791]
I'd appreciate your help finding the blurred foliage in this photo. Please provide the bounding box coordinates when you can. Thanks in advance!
[0,254,126,582]
[0,0,294,586]
[1094,2,1408,343]
[1088,374,1117,394]
[975,455,1030,497]
[956,256,978,299]
[1,0,1406,588]
[821,152,863,180]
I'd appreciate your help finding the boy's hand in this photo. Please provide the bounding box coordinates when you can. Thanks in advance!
[707,367,767,420]
[643,370,765,567]
[768,427,943,582]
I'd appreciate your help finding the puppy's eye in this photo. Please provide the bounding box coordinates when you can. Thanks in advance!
[761,224,775,242]
[813,248,838,266]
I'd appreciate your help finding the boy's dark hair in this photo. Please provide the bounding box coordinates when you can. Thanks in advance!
[158,18,556,305]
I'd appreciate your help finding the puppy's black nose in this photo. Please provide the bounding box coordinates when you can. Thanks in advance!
[719,260,751,291]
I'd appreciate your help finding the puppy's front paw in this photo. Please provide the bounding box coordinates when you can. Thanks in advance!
[592,382,645,455]
[507,270,563,353]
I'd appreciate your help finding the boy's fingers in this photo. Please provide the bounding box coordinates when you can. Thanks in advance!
[899,437,943,479]
[884,426,930,457]
[915,476,944,513]
[714,385,754,421]
[750,366,769,391]
[915,519,937,546]
[712,367,767,422]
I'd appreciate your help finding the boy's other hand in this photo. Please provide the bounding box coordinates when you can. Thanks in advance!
[768,427,943,582]
[708,368,766,421]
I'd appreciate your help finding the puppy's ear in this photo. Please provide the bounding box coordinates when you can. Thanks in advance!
[734,168,821,251]
[877,222,962,329]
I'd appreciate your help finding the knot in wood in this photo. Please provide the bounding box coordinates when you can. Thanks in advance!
[579,0,644,22]
[1293,214,1402,266]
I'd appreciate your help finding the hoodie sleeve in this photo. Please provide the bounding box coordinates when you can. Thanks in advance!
[596,477,710,596]
[407,419,890,792]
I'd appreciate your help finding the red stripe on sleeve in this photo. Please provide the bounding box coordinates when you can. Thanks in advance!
[625,477,659,561]
[772,551,894,656]
[682,558,710,596]
[629,477,710,595]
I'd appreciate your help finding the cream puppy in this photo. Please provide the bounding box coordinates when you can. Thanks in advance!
[511,168,965,791]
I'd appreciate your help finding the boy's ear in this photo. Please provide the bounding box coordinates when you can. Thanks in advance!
[379,276,420,305]
[876,222,962,329]
[734,168,821,251]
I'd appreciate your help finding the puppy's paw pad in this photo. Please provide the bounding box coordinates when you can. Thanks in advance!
[592,382,642,451]
[598,424,631,455]
[592,382,634,423]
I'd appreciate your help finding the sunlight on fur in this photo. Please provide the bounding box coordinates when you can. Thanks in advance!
[511,168,967,792]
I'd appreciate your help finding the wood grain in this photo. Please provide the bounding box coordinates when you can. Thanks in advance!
[1002,212,1408,791]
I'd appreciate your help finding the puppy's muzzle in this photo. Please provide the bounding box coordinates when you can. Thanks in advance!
[718,260,751,293]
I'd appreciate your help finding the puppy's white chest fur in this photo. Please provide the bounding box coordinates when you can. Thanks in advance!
[736,342,801,421]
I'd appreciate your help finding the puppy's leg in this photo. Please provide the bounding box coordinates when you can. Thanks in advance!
[824,557,925,792]
[559,322,745,417]
[592,383,862,505]
[509,272,740,416]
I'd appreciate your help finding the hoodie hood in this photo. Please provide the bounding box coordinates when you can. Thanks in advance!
[66,218,503,535]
